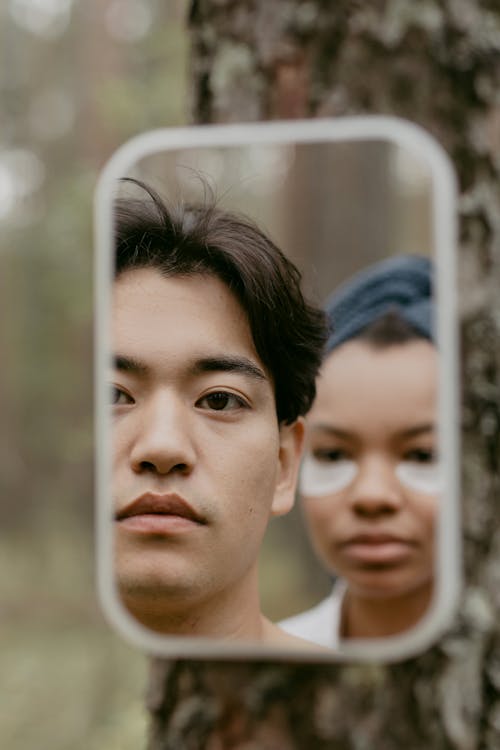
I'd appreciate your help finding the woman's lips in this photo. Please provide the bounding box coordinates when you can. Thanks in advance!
[339,534,416,565]
[115,492,206,535]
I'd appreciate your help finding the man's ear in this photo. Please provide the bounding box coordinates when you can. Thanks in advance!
[270,417,305,517]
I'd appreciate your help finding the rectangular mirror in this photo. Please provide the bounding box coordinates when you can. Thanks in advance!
[95,117,460,661]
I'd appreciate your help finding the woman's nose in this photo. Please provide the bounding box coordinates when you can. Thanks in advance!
[348,458,403,517]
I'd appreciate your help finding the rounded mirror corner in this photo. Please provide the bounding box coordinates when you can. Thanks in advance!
[94,116,461,662]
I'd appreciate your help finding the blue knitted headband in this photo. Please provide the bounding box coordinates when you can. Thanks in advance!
[325,255,433,354]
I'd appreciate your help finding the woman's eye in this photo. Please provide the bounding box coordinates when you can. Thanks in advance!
[110,386,133,406]
[404,448,436,464]
[197,391,247,412]
[311,448,348,463]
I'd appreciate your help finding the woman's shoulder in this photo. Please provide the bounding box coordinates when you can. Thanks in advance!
[278,580,346,649]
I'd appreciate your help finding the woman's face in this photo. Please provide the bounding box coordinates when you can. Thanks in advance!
[300,338,438,600]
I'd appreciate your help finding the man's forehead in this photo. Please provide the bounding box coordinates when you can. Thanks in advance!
[113,268,246,324]
[111,268,274,387]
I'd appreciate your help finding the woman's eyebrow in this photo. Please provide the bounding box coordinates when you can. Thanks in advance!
[398,423,435,439]
[309,424,435,441]
[309,424,354,440]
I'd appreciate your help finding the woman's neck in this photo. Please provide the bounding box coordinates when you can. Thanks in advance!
[340,582,433,639]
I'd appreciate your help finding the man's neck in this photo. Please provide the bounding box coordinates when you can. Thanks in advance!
[341,581,433,640]
[122,568,266,641]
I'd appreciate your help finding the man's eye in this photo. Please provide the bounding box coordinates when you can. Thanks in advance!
[197,391,247,411]
[110,386,133,406]
[404,448,436,464]
[311,448,348,463]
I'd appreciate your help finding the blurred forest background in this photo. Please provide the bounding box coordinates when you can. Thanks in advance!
[0,2,437,748]
[1,2,189,748]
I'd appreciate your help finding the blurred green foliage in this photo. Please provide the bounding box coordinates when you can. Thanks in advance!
[0,1,189,747]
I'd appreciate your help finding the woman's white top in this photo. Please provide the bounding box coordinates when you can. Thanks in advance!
[279,579,347,649]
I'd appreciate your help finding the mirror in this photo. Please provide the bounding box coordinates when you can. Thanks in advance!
[95,117,460,660]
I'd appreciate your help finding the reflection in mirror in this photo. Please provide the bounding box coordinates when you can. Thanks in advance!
[111,183,325,650]
[96,120,459,659]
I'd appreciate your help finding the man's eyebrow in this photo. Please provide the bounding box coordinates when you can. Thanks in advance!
[113,354,149,376]
[112,354,267,382]
[193,356,267,381]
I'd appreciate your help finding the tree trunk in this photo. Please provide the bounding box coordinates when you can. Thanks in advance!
[146,2,500,747]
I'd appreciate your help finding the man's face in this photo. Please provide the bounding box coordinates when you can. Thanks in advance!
[111,268,301,631]
[300,339,438,601]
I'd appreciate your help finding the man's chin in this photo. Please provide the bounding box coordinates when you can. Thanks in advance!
[117,571,197,600]
[117,583,207,635]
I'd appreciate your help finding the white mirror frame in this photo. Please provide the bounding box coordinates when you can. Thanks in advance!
[94,116,460,662]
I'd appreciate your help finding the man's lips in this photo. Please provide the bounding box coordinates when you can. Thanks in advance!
[115,492,206,534]
[338,533,417,565]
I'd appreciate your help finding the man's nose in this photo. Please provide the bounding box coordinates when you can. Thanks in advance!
[349,457,403,518]
[129,392,196,476]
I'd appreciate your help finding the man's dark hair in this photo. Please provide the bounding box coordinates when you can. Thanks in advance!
[114,179,328,425]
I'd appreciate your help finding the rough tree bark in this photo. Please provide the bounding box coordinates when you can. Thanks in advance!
[146,2,500,748]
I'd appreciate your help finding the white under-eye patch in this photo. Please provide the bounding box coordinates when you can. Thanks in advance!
[299,454,442,498]
[395,460,442,495]
[299,454,358,496]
